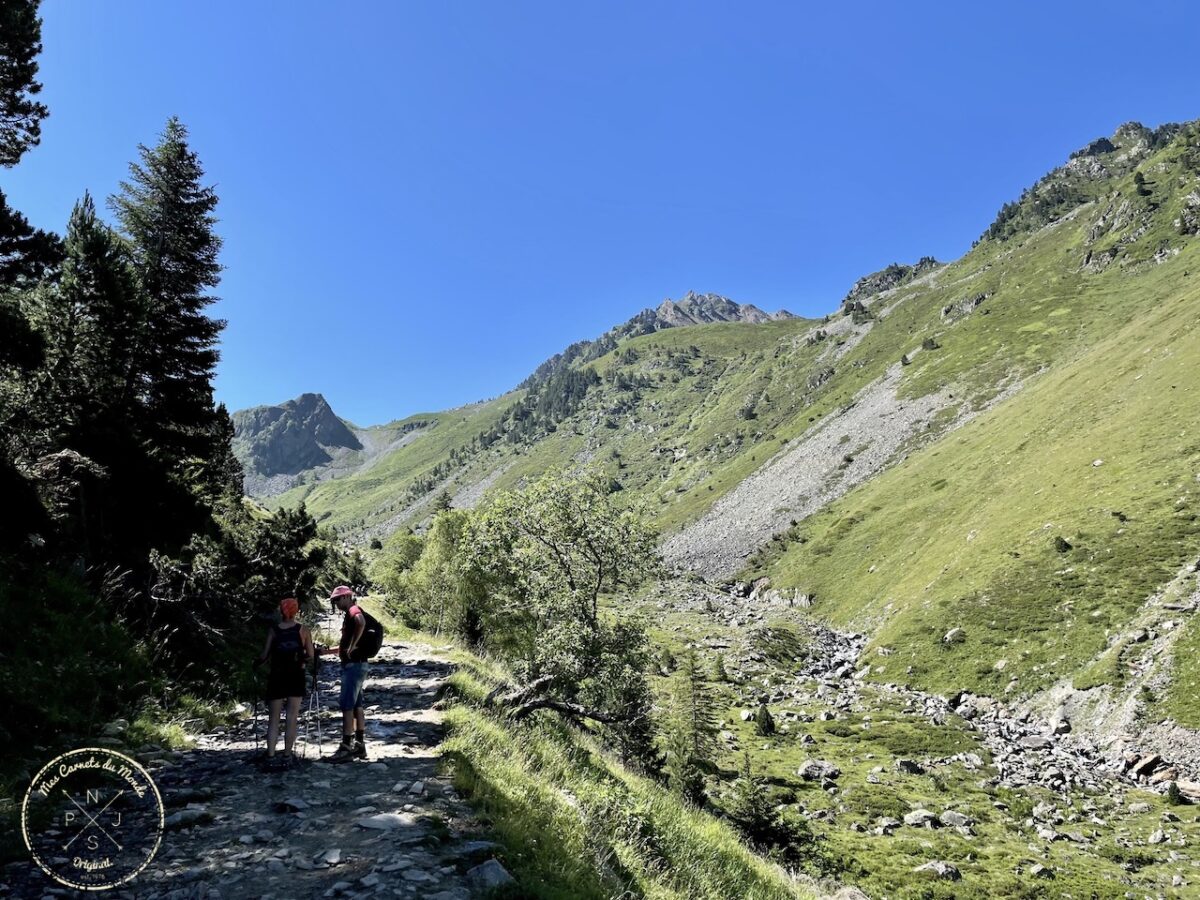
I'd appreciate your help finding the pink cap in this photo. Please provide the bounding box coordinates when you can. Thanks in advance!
[329,585,353,599]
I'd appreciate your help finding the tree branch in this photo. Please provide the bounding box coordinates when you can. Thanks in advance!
[508,695,630,724]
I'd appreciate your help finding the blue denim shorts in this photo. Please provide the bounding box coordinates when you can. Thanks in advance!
[338,661,368,711]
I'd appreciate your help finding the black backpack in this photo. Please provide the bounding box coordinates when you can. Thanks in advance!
[357,609,386,659]
[272,623,305,667]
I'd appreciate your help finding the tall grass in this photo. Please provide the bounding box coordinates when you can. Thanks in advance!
[440,651,822,900]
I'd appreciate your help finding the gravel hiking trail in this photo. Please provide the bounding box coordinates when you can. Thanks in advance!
[6,638,514,900]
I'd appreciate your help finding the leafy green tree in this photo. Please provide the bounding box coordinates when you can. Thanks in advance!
[434,489,452,511]
[664,649,719,805]
[369,530,424,597]
[110,117,224,462]
[469,467,658,644]
[380,510,489,641]
[463,470,660,756]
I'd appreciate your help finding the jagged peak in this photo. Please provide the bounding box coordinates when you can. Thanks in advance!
[842,257,942,308]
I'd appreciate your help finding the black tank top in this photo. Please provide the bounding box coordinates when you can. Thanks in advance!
[271,623,305,669]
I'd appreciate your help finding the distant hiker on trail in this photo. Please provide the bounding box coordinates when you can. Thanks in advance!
[256,596,314,770]
[319,585,384,762]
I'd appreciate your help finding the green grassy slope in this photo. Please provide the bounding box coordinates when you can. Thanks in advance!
[440,645,822,900]
[758,241,1200,698]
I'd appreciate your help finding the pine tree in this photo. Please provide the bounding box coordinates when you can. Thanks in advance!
[754,703,776,737]
[30,193,140,442]
[728,751,775,845]
[0,189,60,288]
[0,3,59,299]
[664,649,719,805]
[711,653,728,683]
[727,750,817,865]
[0,0,49,166]
[110,117,224,461]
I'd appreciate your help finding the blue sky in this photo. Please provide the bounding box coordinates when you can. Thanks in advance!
[8,1,1200,424]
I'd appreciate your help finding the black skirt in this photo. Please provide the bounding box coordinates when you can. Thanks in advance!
[265,664,306,700]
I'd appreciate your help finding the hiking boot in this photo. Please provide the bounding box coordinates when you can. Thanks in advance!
[326,743,355,764]
[352,742,368,761]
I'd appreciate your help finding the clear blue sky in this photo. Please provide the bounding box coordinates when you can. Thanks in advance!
[9,1,1200,424]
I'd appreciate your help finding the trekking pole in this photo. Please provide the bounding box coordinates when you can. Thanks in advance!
[253,697,261,755]
[312,654,324,757]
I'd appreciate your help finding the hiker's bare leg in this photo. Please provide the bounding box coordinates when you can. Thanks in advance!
[267,699,284,754]
[284,696,301,753]
[355,707,365,733]
[342,708,355,738]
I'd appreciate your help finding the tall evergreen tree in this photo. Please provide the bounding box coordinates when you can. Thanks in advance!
[664,648,719,805]
[0,2,59,344]
[30,193,140,438]
[0,188,60,288]
[0,0,48,166]
[727,751,776,846]
[109,116,224,461]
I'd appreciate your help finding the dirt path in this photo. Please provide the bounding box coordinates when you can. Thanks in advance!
[9,639,513,899]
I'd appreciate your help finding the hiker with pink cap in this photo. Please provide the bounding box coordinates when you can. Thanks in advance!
[317,585,385,762]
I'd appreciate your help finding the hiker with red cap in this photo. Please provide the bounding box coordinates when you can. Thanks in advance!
[320,585,374,762]
[256,596,314,770]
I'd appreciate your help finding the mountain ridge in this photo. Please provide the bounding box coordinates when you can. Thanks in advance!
[231,115,1200,700]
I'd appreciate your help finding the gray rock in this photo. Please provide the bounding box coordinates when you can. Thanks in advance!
[356,812,415,830]
[912,860,960,880]
[797,760,840,781]
[466,859,515,890]
[938,810,974,828]
[903,809,937,827]
[459,840,501,858]
[164,807,213,831]
[100,719,128,738]
[943,627,966,644]
[1030,863,1054,879]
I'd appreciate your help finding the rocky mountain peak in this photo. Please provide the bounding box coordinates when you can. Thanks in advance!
[841,257,942,308]
[232,392,362,489]
[654,291,794,327]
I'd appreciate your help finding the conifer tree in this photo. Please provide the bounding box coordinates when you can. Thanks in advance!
[28,193,139,443]
[110,116,224,461]
[0,3,59,290]
[754,703,776,737]
[711,653,729,683]
[664,648,719,805]
[0,0,48,166]
[728,751,775,845]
